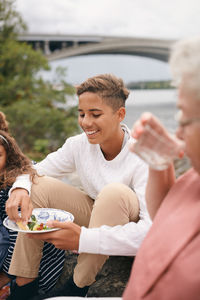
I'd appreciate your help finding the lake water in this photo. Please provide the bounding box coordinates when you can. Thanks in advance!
[124,89,178,132]
[67,89,178,133]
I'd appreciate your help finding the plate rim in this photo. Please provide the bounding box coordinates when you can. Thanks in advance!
[3,208,74,233]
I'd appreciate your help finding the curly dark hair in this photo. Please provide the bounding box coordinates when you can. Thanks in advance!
[0,130,37,189]
[0,112,9,133]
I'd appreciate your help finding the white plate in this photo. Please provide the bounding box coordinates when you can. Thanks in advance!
[3,208,74,233]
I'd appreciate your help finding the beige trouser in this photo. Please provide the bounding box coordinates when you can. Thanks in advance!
[9,176,139,287]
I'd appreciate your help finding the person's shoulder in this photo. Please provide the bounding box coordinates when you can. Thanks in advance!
[64,132,89,149]
[177,168,198,182]
[65,132,86,142]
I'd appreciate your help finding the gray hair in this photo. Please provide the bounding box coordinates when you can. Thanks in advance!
[169,36,200,100]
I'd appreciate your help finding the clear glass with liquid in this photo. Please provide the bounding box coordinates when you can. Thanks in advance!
[129,125,185,170]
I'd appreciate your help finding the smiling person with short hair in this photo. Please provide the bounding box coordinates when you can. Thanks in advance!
[6,74,151,300]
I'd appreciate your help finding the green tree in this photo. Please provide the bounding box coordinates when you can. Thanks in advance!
[0,0,26,40]
[0,0,79,160]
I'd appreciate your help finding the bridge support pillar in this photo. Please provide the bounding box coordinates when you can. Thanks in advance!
[35,41,41,51]
[73,41,78,48]
[44,40,51,55]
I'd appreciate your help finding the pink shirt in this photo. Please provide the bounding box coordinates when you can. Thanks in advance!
[123,168,200,300]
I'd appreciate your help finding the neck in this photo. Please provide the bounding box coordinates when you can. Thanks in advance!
[101,127,125,161]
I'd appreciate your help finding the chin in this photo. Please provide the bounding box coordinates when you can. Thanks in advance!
[87,138,98,144]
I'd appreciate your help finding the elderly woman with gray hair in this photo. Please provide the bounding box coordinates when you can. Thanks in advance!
[123,36,200,299]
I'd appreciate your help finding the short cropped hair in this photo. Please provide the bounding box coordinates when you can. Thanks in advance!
[76,74,129,111]
[170,36,200,100]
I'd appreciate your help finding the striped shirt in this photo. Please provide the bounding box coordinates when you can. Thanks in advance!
[0,187,65,292]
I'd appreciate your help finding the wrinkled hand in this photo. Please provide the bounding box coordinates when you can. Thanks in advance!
[6,188,33,223]
[27,221,81,251]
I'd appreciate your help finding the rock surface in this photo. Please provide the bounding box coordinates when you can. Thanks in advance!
[54,251,134,297]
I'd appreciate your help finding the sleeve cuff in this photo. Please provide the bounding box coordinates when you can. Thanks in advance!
[78,226,100,254]
[8,174,32,196]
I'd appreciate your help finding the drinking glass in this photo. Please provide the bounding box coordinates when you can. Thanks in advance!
[129,125,185,170]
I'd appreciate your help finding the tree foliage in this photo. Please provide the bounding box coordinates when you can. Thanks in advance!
[0,0,26,40]
[0,0,80,160]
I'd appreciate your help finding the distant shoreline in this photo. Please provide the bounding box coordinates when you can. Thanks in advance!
[126,80,174,90]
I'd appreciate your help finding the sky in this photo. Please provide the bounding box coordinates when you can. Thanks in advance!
[15,0,200,84]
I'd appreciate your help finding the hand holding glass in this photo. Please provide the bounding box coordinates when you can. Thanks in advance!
[129,123,185,170]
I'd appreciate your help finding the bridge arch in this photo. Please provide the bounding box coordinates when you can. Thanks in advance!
[18,34,175,62]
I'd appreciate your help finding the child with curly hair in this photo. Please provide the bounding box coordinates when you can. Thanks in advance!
[0,112,66,297]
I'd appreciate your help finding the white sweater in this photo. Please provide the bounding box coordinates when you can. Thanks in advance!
[12,124,152,256]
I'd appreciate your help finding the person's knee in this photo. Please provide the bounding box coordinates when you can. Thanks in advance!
[31,176,59,207]
[90,183,139,226]
[98,183,133,202]
[96,183,138,210]
[31,176,49,197]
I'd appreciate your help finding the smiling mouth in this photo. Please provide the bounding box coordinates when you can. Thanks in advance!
[85,130,99,137]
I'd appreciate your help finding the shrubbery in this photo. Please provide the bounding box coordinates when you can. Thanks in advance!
[0,0,80,160]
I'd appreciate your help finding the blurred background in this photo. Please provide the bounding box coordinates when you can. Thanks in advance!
[0,0,200,160]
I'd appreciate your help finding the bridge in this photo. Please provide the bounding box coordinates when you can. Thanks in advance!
[18,34,176,62]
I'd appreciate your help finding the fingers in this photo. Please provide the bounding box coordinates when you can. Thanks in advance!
[20,197,33,222]
[27,230,66,250]
[46,220,73,229]
[6,196,21,222]
[6,188,32,223]
[131,119,144,139]
[131,112,153,139]
[27,222,74,241]
[27,223,80,251]
[131,112,167,140]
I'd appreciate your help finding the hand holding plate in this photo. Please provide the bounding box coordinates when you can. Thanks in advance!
[27,221,81,251]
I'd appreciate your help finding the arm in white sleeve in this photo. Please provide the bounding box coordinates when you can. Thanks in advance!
[79,215,152,256]
[9,174,32,196]
[9,137,76,195]
[35,137,75,178]
[79,160,152,256]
